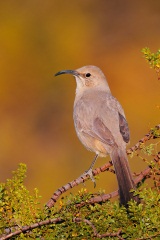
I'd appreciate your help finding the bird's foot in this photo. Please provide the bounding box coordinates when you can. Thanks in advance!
[79,168,96,188]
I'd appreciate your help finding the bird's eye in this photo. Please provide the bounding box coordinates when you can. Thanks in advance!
[85,73,91,77]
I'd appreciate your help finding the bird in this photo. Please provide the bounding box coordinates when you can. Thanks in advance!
[55,65,139,207]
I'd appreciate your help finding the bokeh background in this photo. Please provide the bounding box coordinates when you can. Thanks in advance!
[0,0,159,204]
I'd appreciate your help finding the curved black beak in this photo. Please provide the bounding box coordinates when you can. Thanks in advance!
[55,70,79,77]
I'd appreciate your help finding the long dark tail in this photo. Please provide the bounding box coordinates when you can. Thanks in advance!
[111,148,139,207]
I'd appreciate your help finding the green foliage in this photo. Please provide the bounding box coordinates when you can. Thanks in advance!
[0,164,42,238]
[151,126,160,139]
[142,47,160,76]
[0,160,160,239]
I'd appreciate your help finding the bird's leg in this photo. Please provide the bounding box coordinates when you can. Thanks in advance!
[80,154,98,188]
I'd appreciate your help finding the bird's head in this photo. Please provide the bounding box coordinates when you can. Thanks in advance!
[55,65,111,94]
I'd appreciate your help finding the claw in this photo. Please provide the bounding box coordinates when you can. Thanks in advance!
[85,168,96,188]
[78,154,98,188]
[79,168,96,188]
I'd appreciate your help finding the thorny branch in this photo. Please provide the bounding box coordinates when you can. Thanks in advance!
[46,124,160,208]
[0,218,64,240]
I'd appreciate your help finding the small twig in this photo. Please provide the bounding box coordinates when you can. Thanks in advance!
[74,217,124,239]
[73,217,98,236]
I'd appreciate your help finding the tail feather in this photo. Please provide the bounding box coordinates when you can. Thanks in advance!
[111,148,139,206]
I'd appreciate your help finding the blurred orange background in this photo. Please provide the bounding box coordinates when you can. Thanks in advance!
[0,0,159,204]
